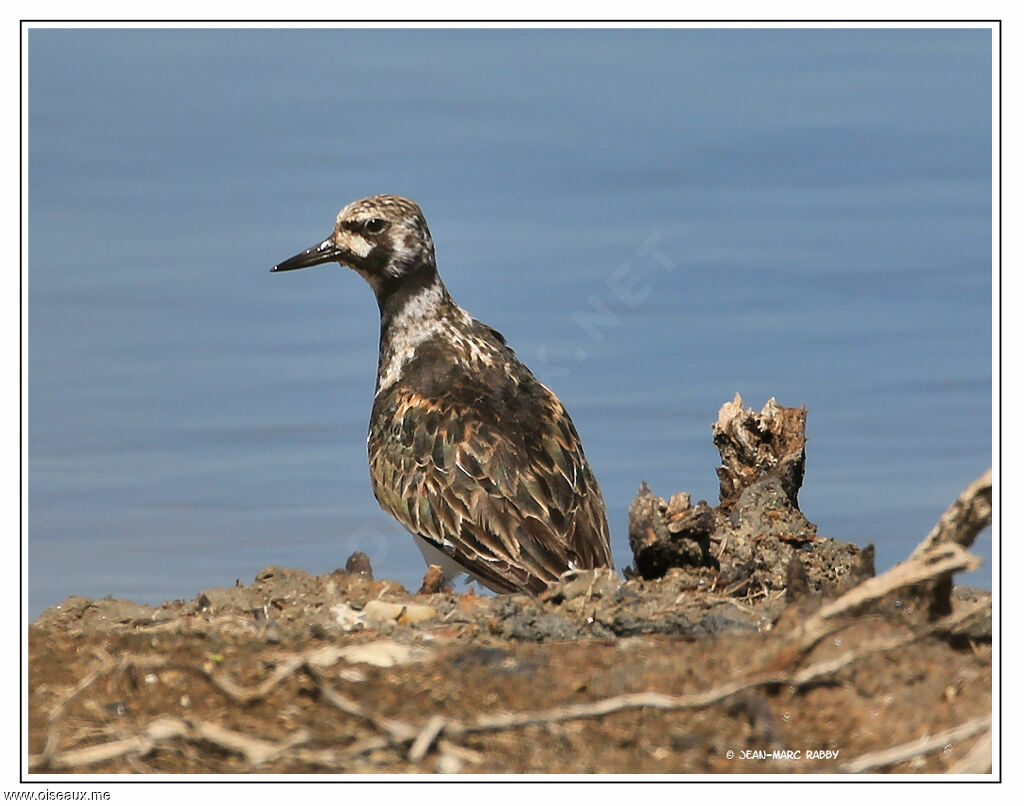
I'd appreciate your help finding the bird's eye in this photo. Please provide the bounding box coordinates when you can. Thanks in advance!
[364,218,387,235]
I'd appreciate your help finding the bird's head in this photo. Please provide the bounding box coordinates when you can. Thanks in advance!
[271,195,437,299]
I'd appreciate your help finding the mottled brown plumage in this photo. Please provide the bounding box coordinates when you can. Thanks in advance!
[272,194,613,594]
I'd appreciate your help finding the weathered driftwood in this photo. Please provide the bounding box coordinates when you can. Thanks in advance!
[626,396,989,619]
[908,468,992,620]
[910,468,992,560]
[627,395,846,589]
[627,482,716,579]
[947,728,994,774]
[714,394,807,512]
[840,714,991,773]
[790,542,983,651]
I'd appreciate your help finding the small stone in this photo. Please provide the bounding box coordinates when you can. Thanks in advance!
[436,752,463,774]
[362,599,437,625]
[331,602,367,631]
[398,604,438,625]
[361,600,405,621]
[337,640,433,668]
[345,552,373,577]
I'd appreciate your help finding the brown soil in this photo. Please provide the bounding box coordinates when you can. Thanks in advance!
[28,561,991,775]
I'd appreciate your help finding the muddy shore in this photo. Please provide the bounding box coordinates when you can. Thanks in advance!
[27,397,993,775]
[28,560,991,774]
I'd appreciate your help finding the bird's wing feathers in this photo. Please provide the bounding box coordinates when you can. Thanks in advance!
[369,386,612,594]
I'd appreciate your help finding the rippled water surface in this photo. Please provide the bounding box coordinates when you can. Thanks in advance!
[28,28,993,617]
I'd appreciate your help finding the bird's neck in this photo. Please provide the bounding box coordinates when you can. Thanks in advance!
[375,265,465,396]
[377,263,455,332]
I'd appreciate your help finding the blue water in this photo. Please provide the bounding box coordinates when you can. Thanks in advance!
[27,28,993,618]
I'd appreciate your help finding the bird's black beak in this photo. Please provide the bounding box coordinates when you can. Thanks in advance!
[270,236,345,272]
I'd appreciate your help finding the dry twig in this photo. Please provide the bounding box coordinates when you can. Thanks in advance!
[38,653,171,766]
[791,542,981,651]
[30,717,309,770]
[910,468,992,558]
[204,655,305,704]
[840,715,991,773]
[947,730,993,774]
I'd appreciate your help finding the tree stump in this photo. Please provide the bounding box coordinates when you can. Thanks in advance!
[625,395,867,594]
[713,394,807,513]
